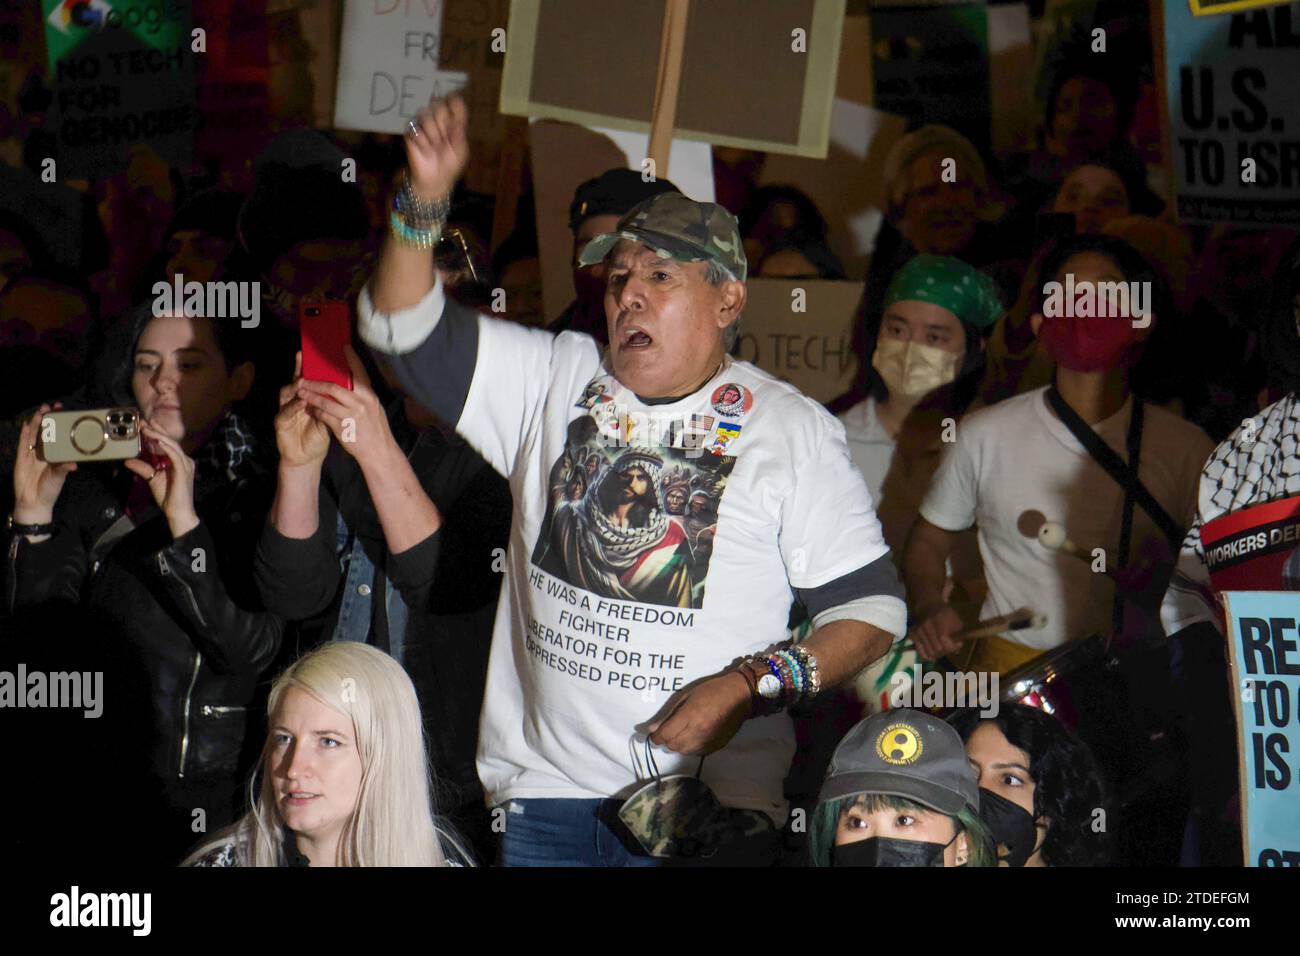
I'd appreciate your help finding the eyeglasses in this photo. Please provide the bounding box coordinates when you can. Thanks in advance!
[435,226,487,286]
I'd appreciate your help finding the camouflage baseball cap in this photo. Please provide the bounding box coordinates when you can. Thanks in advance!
[577,192,747,281]
[817,709,980,816]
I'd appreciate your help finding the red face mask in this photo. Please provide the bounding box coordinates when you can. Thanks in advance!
[1038,313,1144,372]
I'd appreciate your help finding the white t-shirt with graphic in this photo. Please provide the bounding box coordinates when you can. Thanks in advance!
[920,387,1212,650]
[359,281,904,822]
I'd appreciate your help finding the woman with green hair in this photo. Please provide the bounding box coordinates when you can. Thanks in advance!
[810,709,996,867]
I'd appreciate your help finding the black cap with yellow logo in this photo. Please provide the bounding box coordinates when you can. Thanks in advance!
[817,709,980,816]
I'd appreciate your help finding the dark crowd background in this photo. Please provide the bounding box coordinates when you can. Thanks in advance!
[0,0,1295,869]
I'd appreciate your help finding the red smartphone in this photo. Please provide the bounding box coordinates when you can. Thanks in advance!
[300,300,353,390]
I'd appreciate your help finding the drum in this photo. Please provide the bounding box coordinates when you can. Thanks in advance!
[997,634,1107,730]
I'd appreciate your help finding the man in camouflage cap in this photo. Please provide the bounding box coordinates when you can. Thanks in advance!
[573,191,751,394]
[359,95,905,867]
[551,168,681,344]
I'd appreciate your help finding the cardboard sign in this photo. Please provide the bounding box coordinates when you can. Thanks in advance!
[1222,591,1300,866]
[501,0,846,158]
[333,0,468,134]
[42,0,197,178]
[1191,0,1293,15]
[439,0,511,194]
[733,278,863,404]
[1160,0,1300,226]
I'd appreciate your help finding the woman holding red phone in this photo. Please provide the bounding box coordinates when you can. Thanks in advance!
[4,302,285,864]
[255,342,511,862]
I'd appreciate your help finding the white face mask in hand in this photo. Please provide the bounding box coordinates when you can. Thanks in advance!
[871,337,960,399]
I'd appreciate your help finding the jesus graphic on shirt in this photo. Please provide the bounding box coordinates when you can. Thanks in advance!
[532,417,734,608]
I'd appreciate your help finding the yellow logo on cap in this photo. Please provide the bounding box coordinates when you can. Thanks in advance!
[876,723,923,765]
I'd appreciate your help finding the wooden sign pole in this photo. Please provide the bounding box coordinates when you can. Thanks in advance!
[646,0,690,182]
[490,115,529,253]
[1148,0,1177,223]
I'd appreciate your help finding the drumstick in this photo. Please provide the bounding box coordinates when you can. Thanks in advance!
[897,607,1046,652]
[1038,521,1117,581]
[957,607,1046,641]
[1037,521,1091,563]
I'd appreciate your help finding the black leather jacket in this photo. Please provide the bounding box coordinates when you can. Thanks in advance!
[4,464,284,790]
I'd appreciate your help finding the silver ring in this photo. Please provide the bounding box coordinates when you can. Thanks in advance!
[146,467,158,481]
[406,119,422,139]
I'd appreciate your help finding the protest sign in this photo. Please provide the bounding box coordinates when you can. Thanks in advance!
[1222,590,1300,866]
[501,0,845,158]
[733,278,863,404]
[869,1,992,157]
[333,0,468,134]
[42,0,197,178]
[1159,0,1300,226]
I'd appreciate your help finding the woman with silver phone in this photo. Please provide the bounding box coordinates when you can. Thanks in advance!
[4,300,284,864]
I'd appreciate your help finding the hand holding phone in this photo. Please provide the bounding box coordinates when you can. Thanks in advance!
[14,402,78,522]
[40,407,142,464]
[300,300,353,390]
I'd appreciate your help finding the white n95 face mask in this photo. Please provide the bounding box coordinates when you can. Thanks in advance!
[871,337,961,399]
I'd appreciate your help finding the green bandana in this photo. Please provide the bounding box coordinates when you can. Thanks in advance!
[884,255,1003,329]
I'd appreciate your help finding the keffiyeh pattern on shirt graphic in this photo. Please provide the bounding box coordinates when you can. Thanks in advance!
[531,413,736,609]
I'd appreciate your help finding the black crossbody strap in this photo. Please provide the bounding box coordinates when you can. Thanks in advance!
[1045,387,1184,549]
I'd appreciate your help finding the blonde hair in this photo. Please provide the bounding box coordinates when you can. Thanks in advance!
[184,642,468,867]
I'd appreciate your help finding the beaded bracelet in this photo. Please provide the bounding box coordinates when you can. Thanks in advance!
[775,649,804,698]
[389,212,440,249]
[394,174,451,229]
[790,644,821,698]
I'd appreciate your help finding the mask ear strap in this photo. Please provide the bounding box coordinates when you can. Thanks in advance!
[645,739,660,781]
[945,824,968,865]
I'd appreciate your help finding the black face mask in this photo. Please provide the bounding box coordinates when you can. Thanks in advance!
[831,835,951,868]
[978,788,1038,867]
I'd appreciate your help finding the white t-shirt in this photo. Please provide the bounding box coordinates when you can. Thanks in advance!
[839,398,895,505]
[359,282,904,821]
[920,387,1212,650]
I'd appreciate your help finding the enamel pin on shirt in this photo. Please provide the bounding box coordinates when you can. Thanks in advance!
[710,383,752,418]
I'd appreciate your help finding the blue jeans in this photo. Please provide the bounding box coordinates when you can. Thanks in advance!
[495,798,666,867]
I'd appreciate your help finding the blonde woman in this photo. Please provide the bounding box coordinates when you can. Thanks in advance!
[184,641,468,866]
